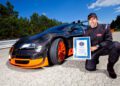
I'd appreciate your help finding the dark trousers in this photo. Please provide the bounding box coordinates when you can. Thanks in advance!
[85,41,120,71]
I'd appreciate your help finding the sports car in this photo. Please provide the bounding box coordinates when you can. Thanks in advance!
[9,21,87,68]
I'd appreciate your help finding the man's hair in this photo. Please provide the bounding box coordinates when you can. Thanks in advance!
[88,13,98,20]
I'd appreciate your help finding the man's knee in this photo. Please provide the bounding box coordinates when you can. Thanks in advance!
[108,41,120,53]
[110,41,120,55]
[108,41,120,63]
[114,41,120,51]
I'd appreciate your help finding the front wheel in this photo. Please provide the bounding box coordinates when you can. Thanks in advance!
[49,38,67,65]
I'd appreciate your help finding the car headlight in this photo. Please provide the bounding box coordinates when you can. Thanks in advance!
[35,46,42,52]
[20,43,36,49]
[8,54,11,59]
[20,43,42,52]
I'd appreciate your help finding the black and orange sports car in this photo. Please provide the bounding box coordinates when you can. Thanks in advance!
[9,21,87,68]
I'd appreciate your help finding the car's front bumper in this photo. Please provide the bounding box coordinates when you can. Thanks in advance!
[9,56,49,68]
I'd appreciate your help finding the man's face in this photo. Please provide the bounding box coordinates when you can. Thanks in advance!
[88,17,98,28]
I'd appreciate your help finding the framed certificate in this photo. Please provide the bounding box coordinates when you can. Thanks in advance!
[73,37,91,60]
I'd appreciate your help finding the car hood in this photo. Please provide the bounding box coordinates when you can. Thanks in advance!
[14,33,52,49]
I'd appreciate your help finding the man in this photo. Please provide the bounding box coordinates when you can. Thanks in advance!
[85,13,120,79]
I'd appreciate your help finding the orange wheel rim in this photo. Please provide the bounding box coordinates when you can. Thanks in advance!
[58,41,66,62]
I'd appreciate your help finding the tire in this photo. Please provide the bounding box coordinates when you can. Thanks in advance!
[49,38,67,65]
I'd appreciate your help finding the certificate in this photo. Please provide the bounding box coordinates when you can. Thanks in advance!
[73,37,91,60]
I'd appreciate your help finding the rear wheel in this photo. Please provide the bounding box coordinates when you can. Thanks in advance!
[49,38,66,65]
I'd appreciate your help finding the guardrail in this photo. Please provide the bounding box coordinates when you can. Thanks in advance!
[0,39,18,49]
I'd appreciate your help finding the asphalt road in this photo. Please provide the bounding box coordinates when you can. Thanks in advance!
[0,32,120,86]
[0,39,17,49]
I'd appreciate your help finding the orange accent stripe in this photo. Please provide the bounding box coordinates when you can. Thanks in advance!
[68,48,73,56]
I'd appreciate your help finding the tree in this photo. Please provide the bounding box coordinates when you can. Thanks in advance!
[110,15,120,31]
[0,3,8,17]
[110,20,116,29]
[0,1,63,40]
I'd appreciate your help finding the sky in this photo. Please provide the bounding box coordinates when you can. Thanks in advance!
[0,0,120,23]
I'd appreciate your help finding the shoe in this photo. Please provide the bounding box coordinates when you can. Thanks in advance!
[107,64,117,79]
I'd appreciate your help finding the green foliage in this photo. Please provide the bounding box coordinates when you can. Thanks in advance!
[0,1,62,40]
[110,15,120,31]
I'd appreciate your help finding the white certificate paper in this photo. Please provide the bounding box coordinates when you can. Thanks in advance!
[76,40,88,56]
[73,37,91,60]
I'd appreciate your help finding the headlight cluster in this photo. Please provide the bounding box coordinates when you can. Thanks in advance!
[20,43,36,49]
[35,46,42,52]
[20,43,42,52]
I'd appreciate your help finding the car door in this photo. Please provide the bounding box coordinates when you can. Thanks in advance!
[65,24,86,49]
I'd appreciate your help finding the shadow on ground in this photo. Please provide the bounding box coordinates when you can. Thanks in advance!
[62,60,111,77]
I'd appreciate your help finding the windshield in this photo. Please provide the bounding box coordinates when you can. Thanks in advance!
[63,24,87,32]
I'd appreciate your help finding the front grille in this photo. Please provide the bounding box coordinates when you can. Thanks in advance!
[15,60,29,64]
[12,50,34,59]
[15,55,31,59]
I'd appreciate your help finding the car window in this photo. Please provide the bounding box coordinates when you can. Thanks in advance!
[71,24,84,32]
[62,24,75,32]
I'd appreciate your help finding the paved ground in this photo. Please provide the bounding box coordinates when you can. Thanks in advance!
[0,39,17,49]
[0,32,120,86]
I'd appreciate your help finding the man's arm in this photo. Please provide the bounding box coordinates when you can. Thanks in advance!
[99,25,113,48]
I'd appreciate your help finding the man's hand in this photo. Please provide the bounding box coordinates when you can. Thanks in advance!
[91,46,99,52]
